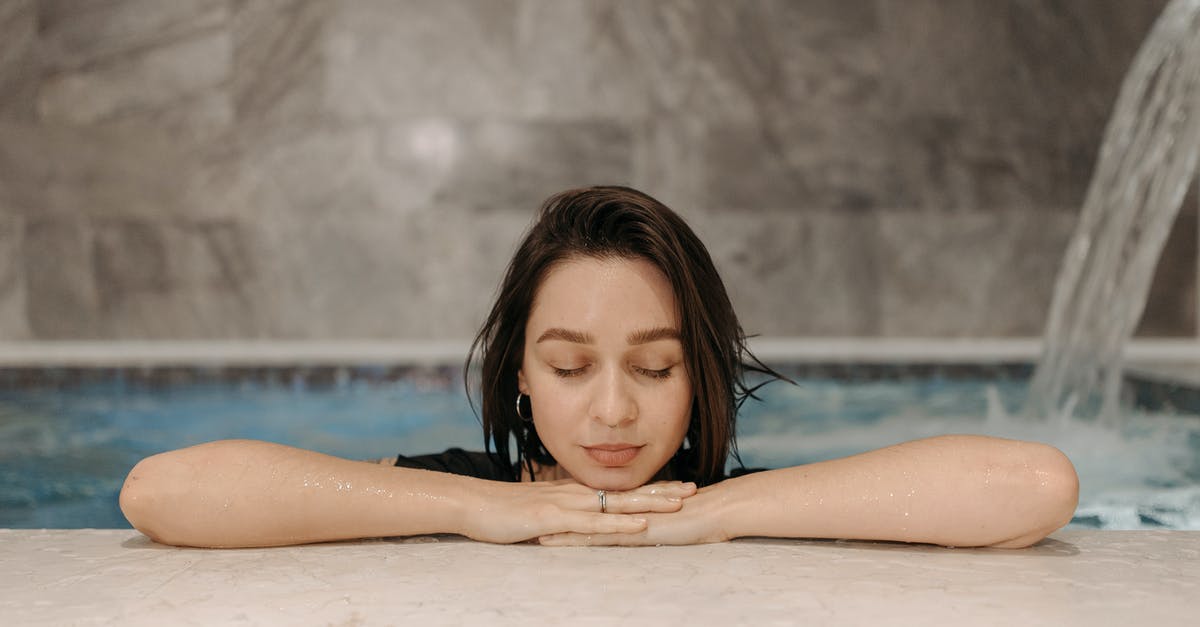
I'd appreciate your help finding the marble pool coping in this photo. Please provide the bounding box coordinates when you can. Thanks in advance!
[1,338,1198,367]
[2,529,1196,626]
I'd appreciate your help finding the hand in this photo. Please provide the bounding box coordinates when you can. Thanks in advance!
[459,479,697,545]
[536,486,729,546]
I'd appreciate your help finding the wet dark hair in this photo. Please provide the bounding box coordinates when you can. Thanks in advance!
[465,185,785,486]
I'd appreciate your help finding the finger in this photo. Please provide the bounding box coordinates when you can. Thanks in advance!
[602,491,685,514]
[539,532,650,547]
[555,512,647,536]
[633,481,697,498]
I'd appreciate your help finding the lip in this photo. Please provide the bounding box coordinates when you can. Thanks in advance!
[583,444,644,466]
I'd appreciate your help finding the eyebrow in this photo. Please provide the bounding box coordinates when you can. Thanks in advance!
[535,328,594,344]
[626,326,681,345]
[535,326,680,345]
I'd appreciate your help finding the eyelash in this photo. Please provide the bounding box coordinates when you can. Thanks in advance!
[552,366,674,380]
[637,366,674,380]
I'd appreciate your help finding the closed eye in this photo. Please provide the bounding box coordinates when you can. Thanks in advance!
[635,366,673,380]
[553,366,587,378]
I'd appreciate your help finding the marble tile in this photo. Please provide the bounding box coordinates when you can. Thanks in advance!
[324,0,715,120]
[0,0,37,121]
[0,122,214,220]
[702,112,896,212]
[411,210,536,337]
[325,0,697,120]
[382,119,633,212]
[613,3,880,213]
[599,0,707,115]
[0,213,31,340]
[91,219,261,339]
[688,2,892,212]
[876,210,1078,337]
[22,217,101,339]
[0,0,1186,342]
[104,90,234,146]
[877,0,1167,212]
[0,123,43,213]
[37,0,228,72]
[92,219,170,310]
[631,115,707,215]
[248,210,531,339]
[879,115,1061,213]
[232,0,329,132]
[690,0,883,120]
[690,209,881,336]
[511,0,694,119]
[13,211,263,340]
[210,124,418,223]
[877,0,1164,130]
[37,27,233,140]
[247,212,427,339]
[325,0,525,119]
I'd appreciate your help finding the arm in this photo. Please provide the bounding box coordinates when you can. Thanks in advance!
[539,434,1079,548]
[119,439,693,548]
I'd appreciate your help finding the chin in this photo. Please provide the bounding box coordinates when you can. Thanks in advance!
[571,465,656,491]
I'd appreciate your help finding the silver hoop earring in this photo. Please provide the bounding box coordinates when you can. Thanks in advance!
[515,392,533,422]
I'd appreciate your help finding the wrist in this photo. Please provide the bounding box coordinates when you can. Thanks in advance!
[448,475,488,538]
[695,481,741,542]
[708,473,767,540]
[380,468,484,539]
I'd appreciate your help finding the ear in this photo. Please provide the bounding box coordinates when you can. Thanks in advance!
[517,367,529,395]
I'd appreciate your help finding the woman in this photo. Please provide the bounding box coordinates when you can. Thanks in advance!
[119,186,1079,549]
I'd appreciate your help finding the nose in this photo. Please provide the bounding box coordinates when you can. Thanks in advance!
[590,367,636,428]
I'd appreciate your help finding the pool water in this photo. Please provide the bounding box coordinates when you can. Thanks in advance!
[1,370,1198,530]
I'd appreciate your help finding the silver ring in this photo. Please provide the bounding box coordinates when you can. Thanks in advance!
[597,489,607,513]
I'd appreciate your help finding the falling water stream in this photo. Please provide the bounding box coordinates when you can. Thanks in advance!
[1026,0,1200,425]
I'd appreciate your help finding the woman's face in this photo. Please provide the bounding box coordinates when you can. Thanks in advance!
[518,256,693,490]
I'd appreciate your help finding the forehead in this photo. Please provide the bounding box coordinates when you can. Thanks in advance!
[528,256,679,329]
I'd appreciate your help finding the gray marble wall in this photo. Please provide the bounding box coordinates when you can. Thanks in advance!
[0,0,1193,341]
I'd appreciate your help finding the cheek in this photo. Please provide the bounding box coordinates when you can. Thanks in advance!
[646,380,694,429]
[526,376,583,429]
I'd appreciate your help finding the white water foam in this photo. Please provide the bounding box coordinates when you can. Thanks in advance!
[738,384,1200,530]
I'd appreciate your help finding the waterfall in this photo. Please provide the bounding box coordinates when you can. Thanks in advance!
[1026,0,1200,425]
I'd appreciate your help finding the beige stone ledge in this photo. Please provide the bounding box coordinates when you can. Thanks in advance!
[0,338,1197,367]
[0,529,1196,626]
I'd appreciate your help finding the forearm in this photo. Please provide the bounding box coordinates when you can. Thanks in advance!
[712,434,1079,548]
[119,440,478,548]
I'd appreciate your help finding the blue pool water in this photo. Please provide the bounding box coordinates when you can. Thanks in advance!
[1,367,1198,530]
